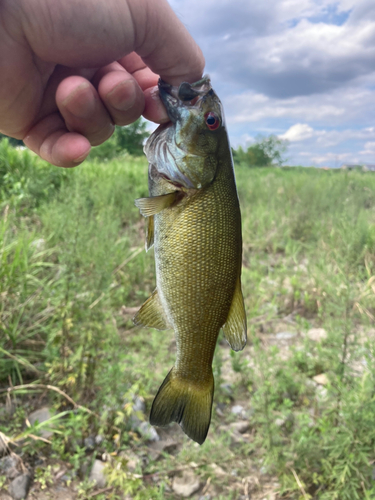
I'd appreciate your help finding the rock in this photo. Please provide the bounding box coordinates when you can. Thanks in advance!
[125,458,139,473]
[313,373,329,386]
[129,397,147,430]
[133,397,146,413]
[215,403,225,417]
[210,463,226,476]
[275,331,296,340]
[137,422,159,442]
[231,405,244,416]
[0,493,13,500]
[84,436,95,451]
[8,474,31,500]
[119,451,142,473]
[95,435,103,445]
[219,383,233,397]
[316,386,328,399]
[229,421,250,434]
[28,407,53,439]
[274,418,286,427]
[0,455,21,480]
[308,328,327,342]
[89,459,107,488]
[146,437,180,460]
[172,470,200,498]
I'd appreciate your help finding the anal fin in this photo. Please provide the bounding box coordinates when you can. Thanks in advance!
[133,289,169,330]
[222,277,247,351]
[135,192,178,217]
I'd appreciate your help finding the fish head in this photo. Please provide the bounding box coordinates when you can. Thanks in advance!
[145,76,226,190]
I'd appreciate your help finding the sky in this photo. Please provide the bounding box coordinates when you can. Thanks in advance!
[166,0,375,167]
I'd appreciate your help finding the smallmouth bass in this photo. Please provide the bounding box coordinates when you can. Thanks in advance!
[134,76,246,444]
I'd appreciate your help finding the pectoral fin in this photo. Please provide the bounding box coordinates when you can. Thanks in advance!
[135,192,178,217]
[222,277,247,351]
[133,289,169,330]
[145,216,154,251]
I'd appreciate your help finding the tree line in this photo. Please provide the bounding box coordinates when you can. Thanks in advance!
[1,124,288,166]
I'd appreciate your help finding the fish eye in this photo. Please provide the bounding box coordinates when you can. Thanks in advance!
[204,112,220,131]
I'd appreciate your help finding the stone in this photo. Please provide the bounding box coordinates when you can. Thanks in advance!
[275,331,296,340]
[129,397,147,430]
[119,451,142,473]
[89,459,107,488]
[8,474,31,500]
[219,383,233,397]
[84,436,95,451]
[28,407,53,439]
[95,435,103,445]
[307,328,327,342]
[210,463,226,476]
[0,494,13,500]
[147,438,179,455]
[316,386,328,399]
[274,418,286,427]
[132,397,146,413]
[229,421,250,434]
[172,470,200,498]
[0,455,21,480]
[137,422,159,441]
[231,405,244,416]
[313,373,329,386]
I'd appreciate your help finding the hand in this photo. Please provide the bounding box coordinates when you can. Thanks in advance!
[0,0,204,167]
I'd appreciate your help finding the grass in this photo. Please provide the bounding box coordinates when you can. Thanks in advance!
[1,139,375,498]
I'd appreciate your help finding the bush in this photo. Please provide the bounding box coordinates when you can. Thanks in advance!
[233,134,288,167]
[90,118,149,160]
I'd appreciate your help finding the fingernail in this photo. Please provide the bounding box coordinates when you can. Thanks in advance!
[63,82,95,119]
[107,80,136,111]
[72,149,91,164]
[149,86,160,101]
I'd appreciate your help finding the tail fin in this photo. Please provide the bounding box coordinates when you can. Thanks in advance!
[150,368,214,445]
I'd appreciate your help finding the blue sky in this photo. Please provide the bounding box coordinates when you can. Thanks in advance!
[166,0,375,167]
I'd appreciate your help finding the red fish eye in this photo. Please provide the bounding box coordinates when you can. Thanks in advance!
[204,112,220,131]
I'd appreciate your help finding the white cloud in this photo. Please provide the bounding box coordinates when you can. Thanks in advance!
[310,152,356,165]
[223,77,375,129]
[167,0,375,166]
[359,141,375,155]
[171,0,375,98]
[279,124,315,141]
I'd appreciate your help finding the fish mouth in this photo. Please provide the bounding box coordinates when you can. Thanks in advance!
[158,75,212,123]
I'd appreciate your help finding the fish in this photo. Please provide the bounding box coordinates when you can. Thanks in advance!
[134,76,247,445]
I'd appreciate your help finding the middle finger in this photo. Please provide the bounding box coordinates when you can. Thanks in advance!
[56,76,115,146]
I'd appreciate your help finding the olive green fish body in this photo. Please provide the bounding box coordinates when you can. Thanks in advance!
[134,77,246,444]
[153,142,241,380]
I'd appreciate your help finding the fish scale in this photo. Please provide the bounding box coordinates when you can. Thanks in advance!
[134,76,247,444]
